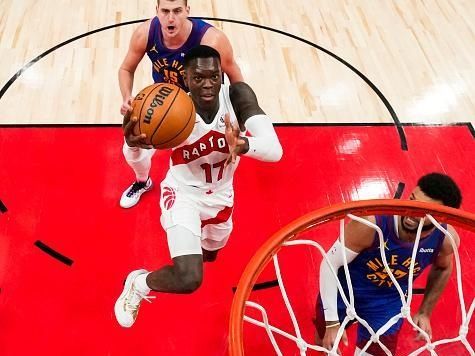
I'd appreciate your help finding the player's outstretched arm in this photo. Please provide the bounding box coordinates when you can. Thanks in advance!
[118,21,150,115]
[413,225,460,339]
[201,28,244,83]
[319,217,375,351]
[227,82,282,163]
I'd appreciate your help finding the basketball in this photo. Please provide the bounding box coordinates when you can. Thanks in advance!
[131,83,196,149]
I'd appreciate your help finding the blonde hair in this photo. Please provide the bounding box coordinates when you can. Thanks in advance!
[157,0,188,6]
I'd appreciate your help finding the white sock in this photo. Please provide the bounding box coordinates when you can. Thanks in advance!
[134,272,152,295]
[122,142,155,182]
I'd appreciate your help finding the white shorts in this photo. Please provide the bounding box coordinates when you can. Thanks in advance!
[159,174,234,258]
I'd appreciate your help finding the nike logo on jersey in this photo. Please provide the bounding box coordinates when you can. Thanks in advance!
[149,44,159,54]
[171,130,230,165]
[218,114,226,127]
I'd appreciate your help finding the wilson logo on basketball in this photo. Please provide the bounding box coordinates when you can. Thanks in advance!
[144,86,174,124]
[162,187,176,210]
[135,92,146,101]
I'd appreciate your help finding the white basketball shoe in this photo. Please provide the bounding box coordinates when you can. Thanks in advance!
[114,269,155,328]
[119,177,153,208]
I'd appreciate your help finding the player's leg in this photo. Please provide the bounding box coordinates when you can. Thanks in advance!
[120,142,156,208]
[147,225,204,292]
[114,181,204,328]
[148,181,205,292]
[202,248,219,262]
[355,331,400,356]
[114,225,204,328]
[200,188,234,262]
[355,313,403,355]
[201,233,230,262]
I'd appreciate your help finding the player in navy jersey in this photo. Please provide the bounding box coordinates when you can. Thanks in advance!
[114,45,282,328]
[118,0,243,209]
[315,173,462,355]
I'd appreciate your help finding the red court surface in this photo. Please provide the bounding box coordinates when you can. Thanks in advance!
[0,125,474,355]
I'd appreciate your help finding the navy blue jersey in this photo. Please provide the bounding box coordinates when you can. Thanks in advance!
[338,215,446,309]
[146,17,212,90]
[332,215,446,345]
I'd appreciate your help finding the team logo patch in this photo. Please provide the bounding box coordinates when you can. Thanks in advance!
[162,187,176,210]
[149,45,158,54]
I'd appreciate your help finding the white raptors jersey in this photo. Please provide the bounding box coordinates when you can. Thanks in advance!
[168,83,240,191]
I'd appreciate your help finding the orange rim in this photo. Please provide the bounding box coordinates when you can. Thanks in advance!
[228,199,475,355]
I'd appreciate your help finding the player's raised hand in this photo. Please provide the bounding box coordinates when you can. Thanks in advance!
[322,324,347,355]
[120,96,133,116]
[412,312,432,340]
[224,114,248,166]
[123,112,154,149]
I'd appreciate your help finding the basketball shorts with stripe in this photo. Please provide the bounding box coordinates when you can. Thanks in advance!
[159,175,234,258]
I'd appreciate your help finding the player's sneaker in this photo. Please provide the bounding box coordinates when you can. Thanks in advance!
[119,177,153,208]
[114,269,155,328]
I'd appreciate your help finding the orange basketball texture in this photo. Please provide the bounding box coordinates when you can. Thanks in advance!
[131,83,196,149]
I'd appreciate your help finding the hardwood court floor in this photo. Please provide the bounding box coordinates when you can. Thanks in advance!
[0,0,474,125]
[1,1,475,355]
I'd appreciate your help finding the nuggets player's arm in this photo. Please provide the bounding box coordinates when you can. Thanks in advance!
[320,216,375,318]
[418,225,460,316]
[343,216,378,252]
[201,27,244,83]
[319,216,376,349]
[118,20,151,102]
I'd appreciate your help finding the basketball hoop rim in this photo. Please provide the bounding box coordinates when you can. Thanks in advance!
[229,199,475,355]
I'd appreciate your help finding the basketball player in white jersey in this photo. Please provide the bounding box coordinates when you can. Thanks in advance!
[119,0,243,209]
[114,45,283,327]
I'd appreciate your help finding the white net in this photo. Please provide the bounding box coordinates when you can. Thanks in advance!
[242,213,475,355]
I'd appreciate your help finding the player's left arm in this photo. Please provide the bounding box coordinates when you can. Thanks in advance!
[224,82,283,164]
[201,28,244,83]
[413,225,460,338]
